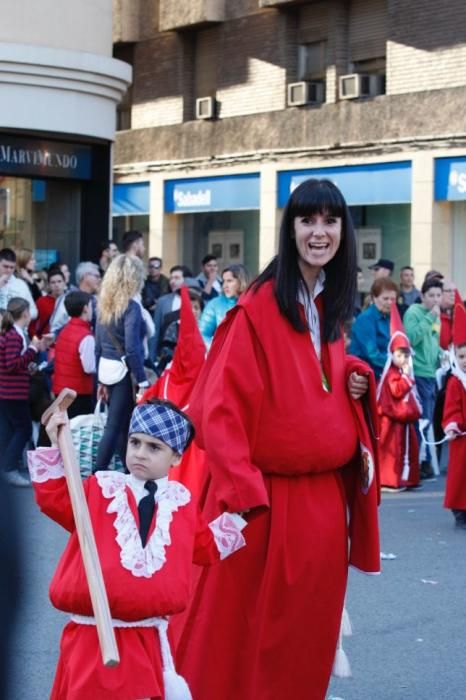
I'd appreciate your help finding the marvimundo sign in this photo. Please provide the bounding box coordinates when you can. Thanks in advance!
[0,136,92,179]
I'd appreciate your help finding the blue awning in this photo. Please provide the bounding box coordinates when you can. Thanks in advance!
[112,182,150,216]
[277,162,412,208]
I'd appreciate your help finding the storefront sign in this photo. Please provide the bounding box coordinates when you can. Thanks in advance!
[0,135,92,180]
[435,157,466,200]
[277,161,412,208]
[165,174,260,213]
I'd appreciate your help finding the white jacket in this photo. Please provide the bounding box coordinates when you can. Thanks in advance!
[0,275,38,319]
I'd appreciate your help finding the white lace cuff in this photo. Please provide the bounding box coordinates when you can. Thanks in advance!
[27,447,65,483]
[209,512,247,560]
[444,421,460,434]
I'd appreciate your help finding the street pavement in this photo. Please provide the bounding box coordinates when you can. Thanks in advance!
[5,475,466,700]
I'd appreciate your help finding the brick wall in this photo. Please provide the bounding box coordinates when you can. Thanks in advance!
[215,11,288,118]
[387,0,466,94]
[131,33,185,128]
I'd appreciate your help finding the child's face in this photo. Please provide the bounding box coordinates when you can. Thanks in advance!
[392,348,410,369]
[126,432,181,481]
[455,345,466,372]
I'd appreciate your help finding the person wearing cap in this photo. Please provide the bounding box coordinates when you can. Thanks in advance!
[27,399,247,700]
[443,301,466,529]
[377,304,422,492]
[369,257,394,279]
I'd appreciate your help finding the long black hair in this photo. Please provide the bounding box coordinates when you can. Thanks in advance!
[252,178,357,343]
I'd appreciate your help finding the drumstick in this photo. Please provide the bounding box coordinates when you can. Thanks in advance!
[42,388,120,667]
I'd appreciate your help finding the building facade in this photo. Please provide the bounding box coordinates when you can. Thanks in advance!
[0,0,131,273]
[113,0,466,293]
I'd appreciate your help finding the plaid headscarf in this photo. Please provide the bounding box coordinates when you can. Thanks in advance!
[129,402,192,454]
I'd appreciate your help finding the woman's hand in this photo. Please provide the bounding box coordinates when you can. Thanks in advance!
[45,411,68,447]
[97,383,109,403]
[348,371,369,400]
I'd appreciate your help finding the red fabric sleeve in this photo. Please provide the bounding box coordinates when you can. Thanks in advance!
[29,448,91,532]
[442,379,465,432]
[193,307,270,514]
[192,506,220,566]
[386,372,414,399]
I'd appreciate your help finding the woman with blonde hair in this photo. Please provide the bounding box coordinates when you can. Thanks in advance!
[95,254,149,470]
[16,248,42,301]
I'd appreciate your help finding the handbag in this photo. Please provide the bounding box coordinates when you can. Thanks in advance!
[70,400,124,477]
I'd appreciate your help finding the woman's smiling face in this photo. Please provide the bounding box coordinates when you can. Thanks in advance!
[294,212,342,273]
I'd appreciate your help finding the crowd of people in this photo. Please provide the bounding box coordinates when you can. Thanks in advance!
[0,234,249,487]
[3,178,466,700]
[348,257,466,530]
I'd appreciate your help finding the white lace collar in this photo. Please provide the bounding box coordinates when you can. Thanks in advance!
[95,471,191,578]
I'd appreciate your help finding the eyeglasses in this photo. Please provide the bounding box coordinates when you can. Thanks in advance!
[443,289,455,293]
[149,264,161,269]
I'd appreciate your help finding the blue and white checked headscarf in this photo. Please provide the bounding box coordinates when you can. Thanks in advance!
[129,402,192,454]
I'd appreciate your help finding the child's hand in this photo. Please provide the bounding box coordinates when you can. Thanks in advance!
[45,411,69,447]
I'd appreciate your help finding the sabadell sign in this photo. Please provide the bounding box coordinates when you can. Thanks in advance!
[0,135,92,180]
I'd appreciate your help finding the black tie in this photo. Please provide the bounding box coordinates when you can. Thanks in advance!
[138,481,157,547]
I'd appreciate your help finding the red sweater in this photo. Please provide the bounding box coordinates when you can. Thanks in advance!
[0,327,37,400]
[52,318,94,395]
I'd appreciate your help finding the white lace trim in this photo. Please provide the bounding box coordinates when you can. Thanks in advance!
[27,447,65,483]
[95,471,191,579]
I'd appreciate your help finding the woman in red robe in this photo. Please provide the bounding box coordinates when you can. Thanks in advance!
[176,179,381,700]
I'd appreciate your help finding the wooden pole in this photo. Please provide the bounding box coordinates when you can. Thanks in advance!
[42,389,120,667]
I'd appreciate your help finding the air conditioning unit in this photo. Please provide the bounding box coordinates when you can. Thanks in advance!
[287,81,325,107]
[195,96,216,119]
[339,73,385,100]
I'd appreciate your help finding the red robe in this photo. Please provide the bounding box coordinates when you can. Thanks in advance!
[27,447,229,700]
[443,376,466,509]
[378,366,421,488]
[176,280,379,700]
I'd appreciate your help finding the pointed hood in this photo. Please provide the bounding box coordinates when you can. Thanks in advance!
[452,297,466,347]
[389,303,411,352]
[140,286,206,409]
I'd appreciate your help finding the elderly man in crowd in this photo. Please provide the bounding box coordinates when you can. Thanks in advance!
[50,261,100,335]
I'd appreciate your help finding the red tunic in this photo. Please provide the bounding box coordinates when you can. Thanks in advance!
[176,281,378,700]
[443,376,466,509]
[27,449,223,700]
[378,366,421,488]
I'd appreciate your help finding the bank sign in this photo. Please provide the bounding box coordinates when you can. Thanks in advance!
[165,173,260,213]
[435,157,466,200]
[0,135,92,180]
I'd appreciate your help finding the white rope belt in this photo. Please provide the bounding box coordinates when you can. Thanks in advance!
[71,614,192,699]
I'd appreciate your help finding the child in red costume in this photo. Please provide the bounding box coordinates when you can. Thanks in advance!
[27,399,246,700]
[443,301,466,528]
[377,304,422,491]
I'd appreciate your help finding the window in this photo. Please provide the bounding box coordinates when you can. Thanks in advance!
[298,41,327,81]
